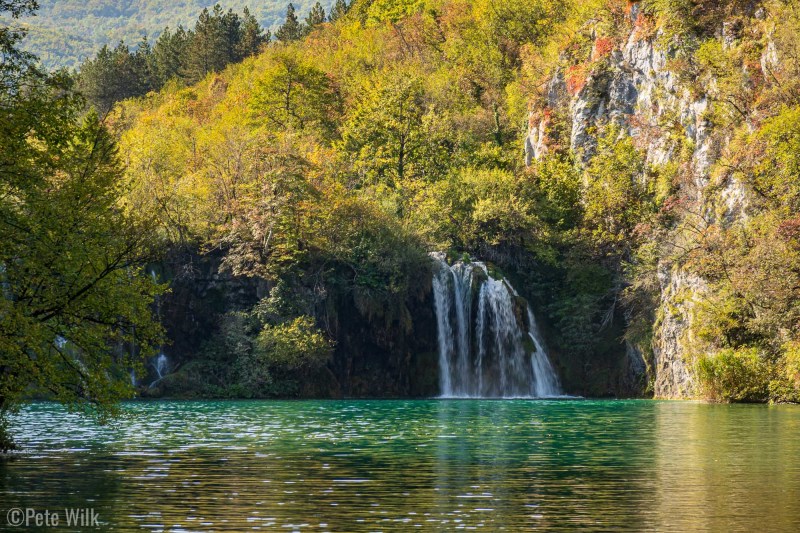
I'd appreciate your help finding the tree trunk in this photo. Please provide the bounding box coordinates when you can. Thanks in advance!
[492,102,503,147]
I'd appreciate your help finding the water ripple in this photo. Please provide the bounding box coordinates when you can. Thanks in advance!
[1,400,799,531]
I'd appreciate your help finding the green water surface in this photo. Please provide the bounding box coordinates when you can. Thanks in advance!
[2,400,799,531]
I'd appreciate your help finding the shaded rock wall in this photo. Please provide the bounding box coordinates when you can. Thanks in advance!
[155,249,439,398]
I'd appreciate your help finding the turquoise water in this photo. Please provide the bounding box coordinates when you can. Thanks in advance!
[2,400,800,531]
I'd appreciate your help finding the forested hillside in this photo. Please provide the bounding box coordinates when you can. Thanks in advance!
[3,0,335,68]
[3,0,800,426]
[112,0,800,402]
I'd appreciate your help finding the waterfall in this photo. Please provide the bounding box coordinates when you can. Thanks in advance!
[147,352,170,389]
[431,253,561,398]
[147,267,169,387]
[154,353,169,379]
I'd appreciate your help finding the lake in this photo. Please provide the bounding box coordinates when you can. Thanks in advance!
[2,400,799,531]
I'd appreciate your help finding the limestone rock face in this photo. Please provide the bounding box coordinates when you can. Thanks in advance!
[525,13,764,398]
[653,266,705,398]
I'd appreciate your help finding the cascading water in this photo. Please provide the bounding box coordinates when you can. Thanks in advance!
[431,253,561,398]
[148,352,169,389]
[147,267,170,388]
[154,353,169,379]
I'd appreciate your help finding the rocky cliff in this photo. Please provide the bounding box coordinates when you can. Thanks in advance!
[525,1,775,398]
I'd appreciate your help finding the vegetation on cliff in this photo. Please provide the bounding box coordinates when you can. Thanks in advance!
[4,0,800,418]
[114,0,800,402]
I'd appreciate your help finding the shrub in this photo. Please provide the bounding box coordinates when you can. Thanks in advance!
[256,316,334,370]
[769,342,800,403]
[695,347,769,402]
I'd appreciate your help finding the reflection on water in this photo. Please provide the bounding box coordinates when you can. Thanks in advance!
[1,400,799,531]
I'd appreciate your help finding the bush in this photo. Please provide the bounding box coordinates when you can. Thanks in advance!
[155,309,333,399]
[256,316,333,370]
[695,347,769,402]
[769,342,800,403]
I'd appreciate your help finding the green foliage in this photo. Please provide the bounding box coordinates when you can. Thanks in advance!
[1,2,163,422]
[316,196,431,308]
[238,7,269,58]
[150,26,190,86]
[0,0,38,83]
[0,107,164,414]
[411,166,553,259]
[304,2,327,32]
[582,126,653,252]
[185,5,242,81]
[529,154,582,230]
[749,106,800,212]
[692,38,756,125]
[75,4,273,113]
[251,50,341,135]
[339,72,452,189]
[695,347,769,402]
[276,3,303,41]
[158,301,332,398]
[642,0,757,42]
[770,342,800,403]
[364,0,425,24]
[77,41,154,114]
[328,0,349,22]
[257,316,333,369]
[440,0,568,146]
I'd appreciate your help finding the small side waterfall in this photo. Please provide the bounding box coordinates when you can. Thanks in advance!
[148,352,170,389]
[147,267,170,388]
[431,253,561,398]
[154,353,169,379]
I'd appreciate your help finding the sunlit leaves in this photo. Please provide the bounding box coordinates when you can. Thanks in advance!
[250,50,341,137]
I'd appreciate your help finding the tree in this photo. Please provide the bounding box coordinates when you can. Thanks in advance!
[582,127,652,255]
[328,0,348,22]
[0,0,39,86]
[0,1,163,450]
[275,3,303,42]
[304,2,326,34]
[77,41,153,114]
[150,26,189,86]
[134,35,156,90]
[339,73,452,190]
[250,51,341,135]
[440,0,566,146]
[237,6,268,60]
[185,5,241,82]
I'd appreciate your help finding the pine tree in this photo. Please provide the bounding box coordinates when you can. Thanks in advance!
[328,0,348,22]
[304,2,326,34]
[77,41,151,113]
[220,7,242,61]
[275,3,302,42]
[151,26,189,85]
[237,6,267,60]
[186,8,215,81]
[133,35,156,93]
[185,5,240,82]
